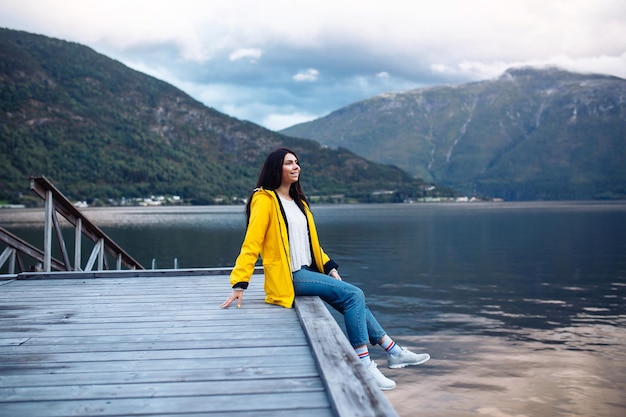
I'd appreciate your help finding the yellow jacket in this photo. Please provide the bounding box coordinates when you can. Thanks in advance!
[229,188,338,308]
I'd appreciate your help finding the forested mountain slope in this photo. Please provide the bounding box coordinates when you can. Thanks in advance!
[1,28,440,205]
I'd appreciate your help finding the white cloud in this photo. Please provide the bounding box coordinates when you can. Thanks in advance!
[262,112,319,131]
[293,68,319,83]
[1,0,625,129]
[229,48,263,62]
[432,52,626,82]
[5,0,625,68]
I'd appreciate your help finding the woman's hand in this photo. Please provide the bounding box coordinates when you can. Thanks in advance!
[329,269,342,281]
[220,290,244,308]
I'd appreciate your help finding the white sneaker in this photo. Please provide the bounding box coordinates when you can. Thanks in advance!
[366,360,396,390]
[388,347,430,369]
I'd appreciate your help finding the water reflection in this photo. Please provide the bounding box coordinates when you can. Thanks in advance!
[383,332,625,417]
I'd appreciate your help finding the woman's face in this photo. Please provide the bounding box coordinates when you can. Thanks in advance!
[281,153,300,186]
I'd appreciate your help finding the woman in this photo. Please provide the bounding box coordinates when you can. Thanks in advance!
[220,147,430,390]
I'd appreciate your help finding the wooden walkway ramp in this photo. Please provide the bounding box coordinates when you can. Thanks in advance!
[0,270,398,417]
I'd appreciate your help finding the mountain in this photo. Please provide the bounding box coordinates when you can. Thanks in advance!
[0,28,446,206]
[281,67,626,200]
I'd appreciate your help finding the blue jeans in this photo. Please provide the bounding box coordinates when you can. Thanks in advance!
[292,266,386,347]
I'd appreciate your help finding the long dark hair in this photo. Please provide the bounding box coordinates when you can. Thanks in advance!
[245,147,309,221]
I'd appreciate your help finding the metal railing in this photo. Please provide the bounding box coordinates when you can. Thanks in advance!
[0,176,143,274]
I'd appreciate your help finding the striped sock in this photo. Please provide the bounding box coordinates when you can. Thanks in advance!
[355,345,371,365]
[379,335,402,356]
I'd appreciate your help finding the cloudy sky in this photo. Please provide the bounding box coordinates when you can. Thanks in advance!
[2,0,625,130]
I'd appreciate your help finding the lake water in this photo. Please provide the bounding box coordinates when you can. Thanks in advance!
[1,201,625,417]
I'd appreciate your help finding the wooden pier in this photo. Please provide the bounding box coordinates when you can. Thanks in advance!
[0,269,398,417]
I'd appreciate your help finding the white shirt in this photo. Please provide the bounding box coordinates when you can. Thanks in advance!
[279,196,312,272]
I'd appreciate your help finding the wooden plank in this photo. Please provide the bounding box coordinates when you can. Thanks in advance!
[0,310,298,322]
[0,346,314,365]
[295,296,400,417]
[0,324,301,340]
[0,391,333,417]
[0,314,302,328]
[0,356,316,378]
[0,377,326,402]
[0,332,308,351]
[0,364,320,387]
[13,266,263,280]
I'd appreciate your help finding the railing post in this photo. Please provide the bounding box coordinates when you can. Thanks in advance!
[43,190,53,272]
[8,250,15,274]
[0,247,16,274]
[74,217,82,271]
[51,209,71,270]
[8,249,15,274]
[97,238,104,271]
[84,239,103,272]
